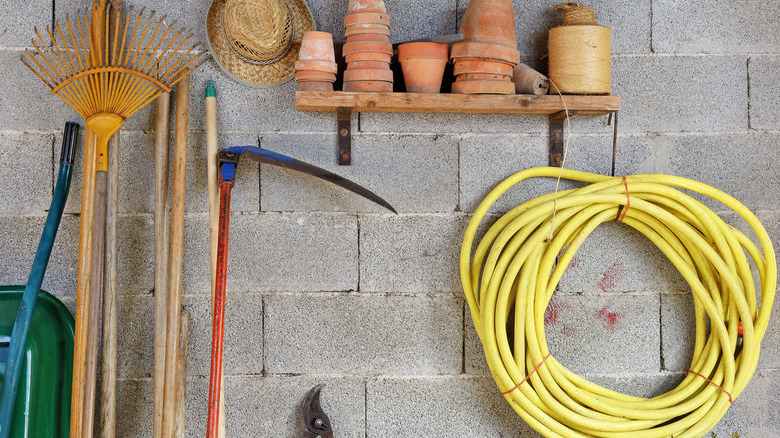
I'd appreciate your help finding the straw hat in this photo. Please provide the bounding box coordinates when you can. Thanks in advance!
[206,0,316,88]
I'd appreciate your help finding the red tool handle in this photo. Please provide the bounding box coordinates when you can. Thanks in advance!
[207,178,233,438]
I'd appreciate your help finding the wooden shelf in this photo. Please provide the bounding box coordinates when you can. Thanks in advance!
[294,91,620,166]
[295,91,620,115]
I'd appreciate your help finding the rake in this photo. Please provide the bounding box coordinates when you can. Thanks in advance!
[20,4,207,438]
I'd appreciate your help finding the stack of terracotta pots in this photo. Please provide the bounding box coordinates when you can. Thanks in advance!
[342,0,394,92]
[450,0,520,94]
[295,31,338,91]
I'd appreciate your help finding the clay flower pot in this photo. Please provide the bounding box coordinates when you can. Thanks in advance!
[343,80,393,92]
[344,12,390,27]
[347,60,391,69]
[347,0,387,15]
[456,73,510,81]
[345,24,391,37]
[343,68,394,82]
[450,41,520,64]
[295,59,338,73]
[345,52,392,63]
[451,78,515,94]
[459,0,517,48]
[299,31,336,63]
[397,42,449,93]
[298,81,334,91]
[342,41,393,56]
[453,59,514,76]
[345,33,391,43]
[295,71,338,82]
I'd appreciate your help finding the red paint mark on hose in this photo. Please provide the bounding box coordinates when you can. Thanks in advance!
[598,261,624,292]
[595,304,622,331]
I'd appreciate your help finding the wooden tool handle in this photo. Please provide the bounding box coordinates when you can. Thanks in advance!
[174,309,190,438]
[82,165,108,438]
[152,91,172,438]
[99,131,119,438]
[205,81,227,437]
[161,74,190,438]
[70,127,98,438]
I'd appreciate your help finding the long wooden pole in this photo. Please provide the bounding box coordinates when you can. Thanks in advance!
[174,309,190,438]
[70,127,98,438]
[161,75,190,437]
[152,91,172,438]
[205,80,227,437]
[100,2,122,436]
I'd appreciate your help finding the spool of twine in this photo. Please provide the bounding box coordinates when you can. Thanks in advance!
[547,2,611,94]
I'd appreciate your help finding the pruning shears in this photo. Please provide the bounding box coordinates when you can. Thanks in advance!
[303,385,333,438]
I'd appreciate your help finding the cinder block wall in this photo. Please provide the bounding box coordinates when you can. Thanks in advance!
[1,0,778,437]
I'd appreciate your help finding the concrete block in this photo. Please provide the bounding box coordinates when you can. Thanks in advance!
[265,293,463,375]
[367,376,542,438]
[611,55,747,133]
[755,210,780,370]
[579,372,682,399]
[615,133,780,212]
[62,131,259,215]
[223,376,365,438]
[661,293,696,372]
[115,379,154,438]
[182,213,358,294]
[182,293,263,377]
[360,214,469,293]
[359,112,547,135]
[259,133,458,213]
[557,221,688,294]
[544,293,660,373]
[749,56,780,130]
[459,134,614,213]
[455,0,650,57]
[654,0,780,54]
[115,293,263,379]
[0,0,51,47]
[0,132,53,214]
[0,50,81,131]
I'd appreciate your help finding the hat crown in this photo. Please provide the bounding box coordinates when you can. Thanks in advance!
[224,0,294,63]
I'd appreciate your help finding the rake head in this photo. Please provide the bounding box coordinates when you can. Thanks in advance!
[20,4,208,122]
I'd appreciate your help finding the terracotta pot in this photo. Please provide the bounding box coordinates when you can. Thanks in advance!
[345,33,391,43]
[345,52,392,63]
[397,42,449,61]
[400,59,447,93]
[295,71,338,82]
[298,81,334,91]
[299,31,336,63]
[451,79,515,94]
[343,68,394,82]
[295,59,338,73]
[456,73,510,81]
[459,0,517,47]
[342,41,393,56]
[343,80,393,92]
[344,12,390,27]
[347,60,391,69]
[345,24,391,37]
[347,0,387,15]
[450,41,520,65]
[453,59,513,76]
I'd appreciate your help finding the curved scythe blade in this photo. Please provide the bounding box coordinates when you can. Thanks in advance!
[226,146,397,214]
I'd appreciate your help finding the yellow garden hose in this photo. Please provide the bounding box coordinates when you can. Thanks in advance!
[460,167,776,438]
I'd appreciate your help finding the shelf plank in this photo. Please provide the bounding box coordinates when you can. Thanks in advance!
[295,91,620,115]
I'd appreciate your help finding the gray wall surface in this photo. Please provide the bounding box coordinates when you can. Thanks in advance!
[0,0,778,437]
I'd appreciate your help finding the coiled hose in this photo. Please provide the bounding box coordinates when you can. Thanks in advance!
[460,167,776,438]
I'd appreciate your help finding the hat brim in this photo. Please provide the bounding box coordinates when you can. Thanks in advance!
[206,0,316,88]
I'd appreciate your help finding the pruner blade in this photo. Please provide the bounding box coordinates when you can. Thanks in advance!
[224,146,397,214]
[303,384,333,438]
